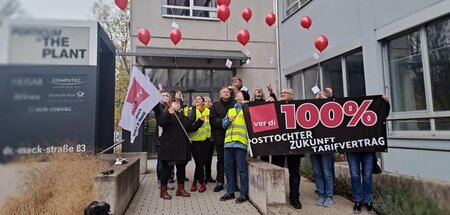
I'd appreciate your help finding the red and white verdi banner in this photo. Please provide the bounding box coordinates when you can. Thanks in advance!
[120,66,162,143]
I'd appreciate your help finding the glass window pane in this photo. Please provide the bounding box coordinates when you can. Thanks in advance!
[427,17,450,111]
[212,70,232,88]
[300,0,310,5]
[346,51,366,97]
[392,119,430,131]
[304,66,320,99]
[322,57,344,98]
[191,69,211,88]
[170,69,189,88]
[163,0,190,16]
[286,4,299,17]
[194,0,215,6]
[193,10,214,18]
[388,31,426,112]
[289,73,304,100]
[145,68,169,89]
[286,0,297,5]
[435,117,450,130]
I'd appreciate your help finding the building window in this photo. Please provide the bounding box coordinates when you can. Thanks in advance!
[287,49,366,100]
[426,18,450,112]
[322,56,344,98]
[145,67,232,103]
[284,0,311,18]
[161,0,218,20]
[346,51,366,97]
[289,72,304,100]
[385,16,450,134]
[388,30,426,112]
[304,66,320,99]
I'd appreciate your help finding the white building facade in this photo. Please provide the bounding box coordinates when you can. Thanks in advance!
[278,0,450,181]
[130,0,279,104]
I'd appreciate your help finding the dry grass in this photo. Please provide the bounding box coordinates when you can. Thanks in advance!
[0,153,108,215]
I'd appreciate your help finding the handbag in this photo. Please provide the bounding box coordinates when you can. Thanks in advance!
[84,201,110,215]
[372,153,382,174]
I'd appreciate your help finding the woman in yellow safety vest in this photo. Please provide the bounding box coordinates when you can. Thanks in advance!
[187,96,212,193]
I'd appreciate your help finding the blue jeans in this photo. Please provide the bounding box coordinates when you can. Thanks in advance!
[310,153,334,198]
[224,148,248,197]
[346,152,374,203]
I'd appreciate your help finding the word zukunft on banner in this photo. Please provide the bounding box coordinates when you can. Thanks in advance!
[242,96,389,156]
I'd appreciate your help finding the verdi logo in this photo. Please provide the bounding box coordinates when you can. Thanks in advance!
[126,78,149,115]
[248,103,279,133]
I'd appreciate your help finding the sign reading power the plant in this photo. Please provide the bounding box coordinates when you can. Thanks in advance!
[8,25,90,65]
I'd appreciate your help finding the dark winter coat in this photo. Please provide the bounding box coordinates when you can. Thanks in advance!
[210,99,235,145]
[157,110,204,161]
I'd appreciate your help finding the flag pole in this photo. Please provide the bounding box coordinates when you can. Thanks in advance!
[173,111,192,143]
[97,139,125,155]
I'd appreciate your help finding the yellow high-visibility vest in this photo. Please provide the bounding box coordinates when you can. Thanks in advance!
[183,106,190,117]
[189,107,211,141]
[224,108,248,145]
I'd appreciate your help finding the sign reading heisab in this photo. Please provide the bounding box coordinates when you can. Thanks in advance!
[243,96,389,156]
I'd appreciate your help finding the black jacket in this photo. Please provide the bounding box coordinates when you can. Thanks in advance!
[157,111,203,161]
[210,99,235,145]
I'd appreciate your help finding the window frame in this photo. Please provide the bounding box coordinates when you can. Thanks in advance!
[161,0,219,21]
[287,48,365,100]
[283,0,313,20]
[383,20,450,138]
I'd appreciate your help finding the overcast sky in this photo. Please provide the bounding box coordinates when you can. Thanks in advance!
[19,0,98,20]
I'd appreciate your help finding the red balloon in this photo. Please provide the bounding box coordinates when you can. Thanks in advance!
[216,0,230,6]
[170,29,182,45]
[217,5,230,22]
[300,16,312,29]
[137,28,150,46]
[265,12,276,27]
[237,29,250,46]
[115,0,128,11]
[315,35,328,53]
[242,8,252,22]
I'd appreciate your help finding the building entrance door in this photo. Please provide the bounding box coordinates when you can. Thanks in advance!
[143,67,234,158]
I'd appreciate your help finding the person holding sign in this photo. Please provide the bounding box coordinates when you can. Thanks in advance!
[343,95,390,214]
[219,91,249,204]
[310,91,335,207]
[271,88,304,209]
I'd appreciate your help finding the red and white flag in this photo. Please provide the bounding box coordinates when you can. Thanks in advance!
[120,66,162,143]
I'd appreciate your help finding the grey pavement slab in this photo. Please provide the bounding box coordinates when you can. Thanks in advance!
[125,158,260,215]
[126,157,366,215]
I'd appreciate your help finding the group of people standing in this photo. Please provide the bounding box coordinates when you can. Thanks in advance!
[153,76,254,203]
[153,75,386,214]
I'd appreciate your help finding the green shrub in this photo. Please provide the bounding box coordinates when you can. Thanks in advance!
[300,157,450,215]
[334,175,353,200]
[373,176,450,215]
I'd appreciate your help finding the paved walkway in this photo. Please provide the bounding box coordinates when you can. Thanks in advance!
[125,157,373,215]
[125,158,259,215]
